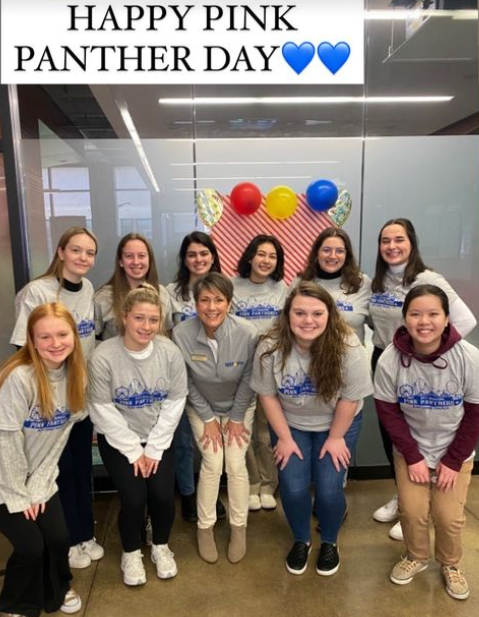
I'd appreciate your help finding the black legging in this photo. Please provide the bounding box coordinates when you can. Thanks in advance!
[98,434,176,552]
[371,346,396,482]
[0,493,71,617]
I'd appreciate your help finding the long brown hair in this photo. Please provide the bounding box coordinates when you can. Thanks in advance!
[101,233,160,330]
[41,226,98,290]
[0,303,87,418]
[372,219,427,293]
[260,282,352,402]
[173,232,222,301]
[301,227,362,294]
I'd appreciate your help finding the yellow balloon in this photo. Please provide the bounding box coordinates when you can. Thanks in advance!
[265,186,298,220]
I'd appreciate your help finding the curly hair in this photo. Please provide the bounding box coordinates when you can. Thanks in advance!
[260,282,353,402]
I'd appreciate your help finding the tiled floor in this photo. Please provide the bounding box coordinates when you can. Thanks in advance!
[1,478,479,617]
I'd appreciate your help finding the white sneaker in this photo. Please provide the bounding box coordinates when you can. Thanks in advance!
[389,521,404,541]
[60,589,82,614]
[249,495,261,511]
[121,550,146,586]
[68,544,91,569]
[151,544,178,579]
[260,494,277,510]
[81,538,104,561]
[373,495,399,523]
[145,517,153,546]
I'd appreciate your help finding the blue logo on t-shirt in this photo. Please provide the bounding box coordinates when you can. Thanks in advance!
[77,319,95,338]
[278,371,317,397]
[398,379,463,408]
[336,299,353,312]
[181,307,197,322]
[235,300,281,320]
[114,378,168,408]
[370,293,403,308]
[23,405,71,430]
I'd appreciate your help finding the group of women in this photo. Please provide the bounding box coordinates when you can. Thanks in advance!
[0,218,477,617]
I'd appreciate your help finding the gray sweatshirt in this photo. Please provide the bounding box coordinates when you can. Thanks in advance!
[0,364,84,513]
[88,336,187,463]
[94,283,173,340]
[166,283,197,325]
[11,277,95,360]
[251,335,373,432]
[172,315,258,422]
[231,277,289,334]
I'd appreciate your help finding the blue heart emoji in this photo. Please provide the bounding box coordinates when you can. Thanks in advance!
[318,42,351,75]
[282,42,315,75]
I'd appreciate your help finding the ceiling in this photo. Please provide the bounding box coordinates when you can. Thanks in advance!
[20,1,479,142]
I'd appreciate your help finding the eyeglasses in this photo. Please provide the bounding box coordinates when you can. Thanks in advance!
[319,247,346,256]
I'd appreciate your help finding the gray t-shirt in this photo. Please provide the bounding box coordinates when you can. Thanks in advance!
[0,364,80,512]
[88,336,187,462]
[166,283,197,325]
[172,315,258,422]
[251,335,373,432]
[231,277,289,335]
[11,277,96,360]
[369,269,458,350]
[374,340,479,468]
[94,283,173,340]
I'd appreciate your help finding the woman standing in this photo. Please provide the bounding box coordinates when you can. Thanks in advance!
[232,235,288,511]
[295,227,371,344]
[370,219,476,541]
[172,273,257,564]
[0,303,88,616]
[10,226,104,569]
[251,282,372,576]
[94,232,172,340]
[167,232,223,523]
[374,285,479,601]
[89,285,187,585]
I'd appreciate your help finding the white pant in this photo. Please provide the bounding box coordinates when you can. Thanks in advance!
[186,405,255,528]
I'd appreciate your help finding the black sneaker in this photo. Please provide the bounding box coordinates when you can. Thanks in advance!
[216,498,226,520]
[181,493,198,522]
[316,542,340,576]
[286,541,311,575]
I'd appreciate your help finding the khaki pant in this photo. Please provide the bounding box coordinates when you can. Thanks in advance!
[246,399,278,497]
[394,453,473,566]
[187,405,255,529]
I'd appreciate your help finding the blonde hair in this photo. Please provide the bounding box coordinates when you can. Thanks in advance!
[0,303,87,419]
[120,283,164,335]
[40,226,98,290]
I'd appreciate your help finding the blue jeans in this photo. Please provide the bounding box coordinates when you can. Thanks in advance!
[174,412,196,496]
[271,413,362,544]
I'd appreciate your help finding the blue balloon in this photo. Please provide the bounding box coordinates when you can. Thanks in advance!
[306,179,338,212]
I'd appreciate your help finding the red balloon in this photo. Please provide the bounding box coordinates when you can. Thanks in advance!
[230,182,262,216]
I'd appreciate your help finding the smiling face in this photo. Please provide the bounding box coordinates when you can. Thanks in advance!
[289,295,329,350]
[317,236,347,274]
[380,224,412,267]
[33,316,76,369]
[196,287,230,337]
[122,302,161,351]
[120,239,150,286]
[249,242,278,283]
[184,242,214,281]
[405,294,449,355]
[58,233,97,283]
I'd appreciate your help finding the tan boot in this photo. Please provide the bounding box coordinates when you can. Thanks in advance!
[197,527,218,563]
[228,525,247,563]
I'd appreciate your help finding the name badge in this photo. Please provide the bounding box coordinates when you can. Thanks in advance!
[191,354,208,362]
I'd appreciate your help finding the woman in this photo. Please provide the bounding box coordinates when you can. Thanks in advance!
[232,234,288,511]
[295,227,371,344]
[251,282,372,576]
[10,226,104,569]
[374,285,479,601]
[94,232,172,340]
[88,284,187,586]
[0,303,87,616]
[172,273,257,564]
[370,219,476,541]
[167,231,223,523]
